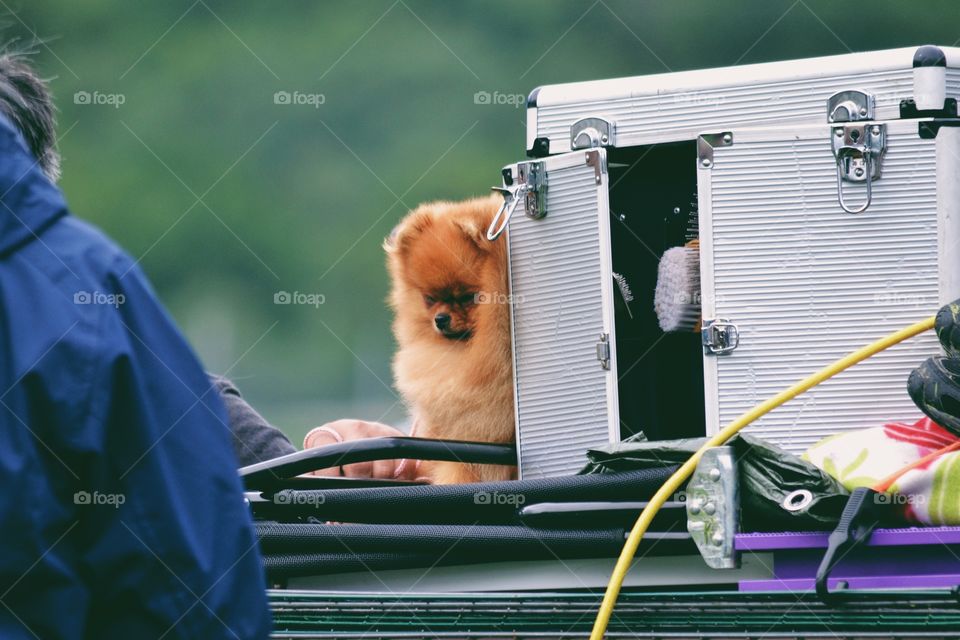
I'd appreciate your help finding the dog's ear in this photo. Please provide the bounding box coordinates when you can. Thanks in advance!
[455,193,507,252]
[384,214,431,254]
[452,216,487,251]
[383,224,402,253]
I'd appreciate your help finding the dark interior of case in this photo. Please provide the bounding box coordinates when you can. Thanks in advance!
[608,142,705,442]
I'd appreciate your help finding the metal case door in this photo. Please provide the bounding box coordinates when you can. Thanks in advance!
[502,149,618,478]
[698,120,945,453]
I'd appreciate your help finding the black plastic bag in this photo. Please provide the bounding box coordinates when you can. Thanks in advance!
[580,433,850,531]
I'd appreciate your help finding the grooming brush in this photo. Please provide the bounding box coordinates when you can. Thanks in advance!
[613,272,635,319]
[654,238,701,332]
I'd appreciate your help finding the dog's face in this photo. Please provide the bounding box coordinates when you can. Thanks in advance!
[386,195,505,345]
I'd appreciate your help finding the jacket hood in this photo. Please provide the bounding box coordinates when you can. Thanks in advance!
[0,113,67,257]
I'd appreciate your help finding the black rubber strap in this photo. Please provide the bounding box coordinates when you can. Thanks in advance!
[815,487,886,604]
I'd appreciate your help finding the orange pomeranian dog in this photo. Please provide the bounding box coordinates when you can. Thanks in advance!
[385,194,516,484]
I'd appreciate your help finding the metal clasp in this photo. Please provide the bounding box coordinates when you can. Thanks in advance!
[701,318,739,355]
[487,161,546,241]
[831,123,886,214]
[570,117,615,150]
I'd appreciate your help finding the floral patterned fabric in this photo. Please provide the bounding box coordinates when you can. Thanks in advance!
[804,417,960,524]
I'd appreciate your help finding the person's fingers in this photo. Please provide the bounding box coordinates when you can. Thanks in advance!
[341,460,375,478]
[309,466,341,478]
[303,424,345,450]
[302,419,413,478]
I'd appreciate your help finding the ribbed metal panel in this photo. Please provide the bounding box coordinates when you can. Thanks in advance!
[509,159,611,478]
[947,68,960,98]
[706,129,940,453]
[537,69,915,151]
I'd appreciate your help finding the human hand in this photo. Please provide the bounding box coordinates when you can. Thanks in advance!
[303,419,421,480]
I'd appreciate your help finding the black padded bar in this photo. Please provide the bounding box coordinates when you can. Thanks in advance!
[240,437,517,487]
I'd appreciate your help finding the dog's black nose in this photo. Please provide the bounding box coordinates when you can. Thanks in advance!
[434,313,451,330]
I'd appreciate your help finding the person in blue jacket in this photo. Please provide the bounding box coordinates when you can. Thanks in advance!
[0,53,270,638]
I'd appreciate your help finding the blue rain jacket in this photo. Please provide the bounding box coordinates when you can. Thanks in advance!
[0,114,270,638]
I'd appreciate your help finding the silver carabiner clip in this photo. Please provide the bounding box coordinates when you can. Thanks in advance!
[835,151,873,215]
[487,185,525,241]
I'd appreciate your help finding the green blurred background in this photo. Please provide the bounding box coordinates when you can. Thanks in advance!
[9,1,959,445]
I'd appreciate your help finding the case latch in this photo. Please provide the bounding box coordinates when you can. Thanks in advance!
[701,319,739,355]
[570,117,615,150]
[830,123,886,214]
[827,89,876,123]
[487,160,546,240]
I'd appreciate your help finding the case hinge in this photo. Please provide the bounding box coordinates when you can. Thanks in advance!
[701,318,739,355]
[596,333,611,370]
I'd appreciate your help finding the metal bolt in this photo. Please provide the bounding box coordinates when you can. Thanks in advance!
[871,125,881,136]
[618,213,626,222]
[712,532,724,546]
[722,133,732,144]
[709,468,721,482]
[601,134,609,143]
[859,107,868,116]
[835,128,843,137]
[704,502,716,516]
[701,158,712,168]
[689,501,701,515]
[673,207,681,214]
[854,167,865,178]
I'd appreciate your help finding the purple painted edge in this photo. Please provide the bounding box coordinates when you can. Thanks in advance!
[740,574,960,592]
[735,526,960,551]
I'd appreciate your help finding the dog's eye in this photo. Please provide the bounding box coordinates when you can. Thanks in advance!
[456,293,476,305]
[423,295,436,306]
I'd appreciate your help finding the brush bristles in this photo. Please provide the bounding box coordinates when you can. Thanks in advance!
[654,245,701,333]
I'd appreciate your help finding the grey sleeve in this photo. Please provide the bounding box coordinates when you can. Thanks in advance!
[209,374,297,467]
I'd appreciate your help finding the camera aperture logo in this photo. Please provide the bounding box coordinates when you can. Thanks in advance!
[473,90,525,108]
[473,491,525,506]
[74,90,126,108]
[274,91,325,108]
[274,492,325,507]
[274,290,325,308]
[74,290,126,308]
[74,490,126,509]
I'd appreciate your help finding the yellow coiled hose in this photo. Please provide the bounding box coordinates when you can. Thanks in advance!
[589,315,937,640]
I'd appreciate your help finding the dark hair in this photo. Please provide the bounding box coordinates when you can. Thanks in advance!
[0,50,59,181]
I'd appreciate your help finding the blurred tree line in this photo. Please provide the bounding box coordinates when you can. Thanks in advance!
[8,0,959,444]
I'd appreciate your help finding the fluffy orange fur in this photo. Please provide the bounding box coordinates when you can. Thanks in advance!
[385,194,516,484]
